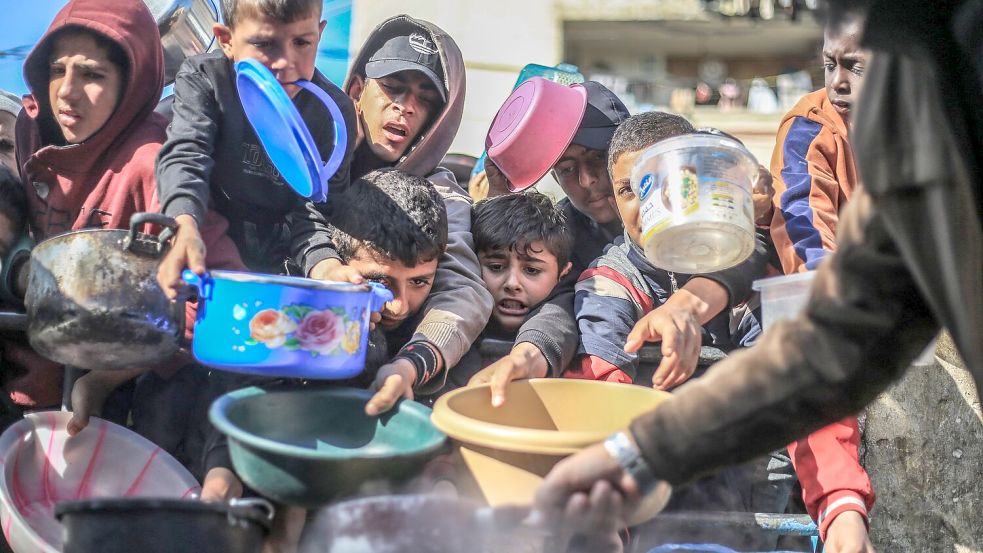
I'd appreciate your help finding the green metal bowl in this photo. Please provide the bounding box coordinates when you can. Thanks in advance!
[209,386,447,507]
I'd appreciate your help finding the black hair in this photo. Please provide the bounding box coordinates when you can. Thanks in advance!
[49,27,128,78]
[607,111,696,174]
[221,0,322,29]
[472,192,572,270]
[330,169,447,267]
[0,165,27,234]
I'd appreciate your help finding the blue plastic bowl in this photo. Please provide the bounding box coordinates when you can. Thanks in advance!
[209,387,447,507]
[184,270,392,379]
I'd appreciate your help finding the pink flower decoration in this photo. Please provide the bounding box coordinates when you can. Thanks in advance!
[295,310,343,354]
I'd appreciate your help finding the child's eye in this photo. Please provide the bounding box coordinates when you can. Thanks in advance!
[294,39,312,47]
[250,41,271,49]
[617,185,635,199]
[523,267,543,276]
[410,278,431,287]
[483,263,504,273]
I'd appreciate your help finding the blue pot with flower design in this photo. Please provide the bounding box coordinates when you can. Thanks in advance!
[182,270,393,379]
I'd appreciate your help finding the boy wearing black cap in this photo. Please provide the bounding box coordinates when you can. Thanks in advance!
[474,83,769,407]
[314,15,493,416]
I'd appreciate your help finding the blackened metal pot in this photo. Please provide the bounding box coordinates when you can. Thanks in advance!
[24,213,183,370]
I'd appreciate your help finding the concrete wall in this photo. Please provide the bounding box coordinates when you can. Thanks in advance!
[861,333,983,552]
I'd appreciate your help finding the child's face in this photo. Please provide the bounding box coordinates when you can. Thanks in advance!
[216,12,325,99]
[479,241,571,333]
[347,246,438,332]
[47,33,122,144]
[551,144,620,225]
[349,72,443,163]
[0,111,16,171]
[823,16,867,122]
[609,148,646,247]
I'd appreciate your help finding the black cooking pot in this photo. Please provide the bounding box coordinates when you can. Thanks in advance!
[25,213,183,370]
[55,497,273,553]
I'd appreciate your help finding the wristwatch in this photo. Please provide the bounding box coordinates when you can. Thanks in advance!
[604,431,658,495]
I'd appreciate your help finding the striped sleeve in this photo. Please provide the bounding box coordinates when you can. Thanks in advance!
[788,416,875,541]
[572,266,651,382]
[770,116,843,273]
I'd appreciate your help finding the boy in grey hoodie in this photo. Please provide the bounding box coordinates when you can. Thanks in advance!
[312,15,492,415]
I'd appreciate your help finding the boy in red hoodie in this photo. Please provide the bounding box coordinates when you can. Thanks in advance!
[14,0,243,485]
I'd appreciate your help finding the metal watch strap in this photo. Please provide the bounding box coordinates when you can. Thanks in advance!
[604,431,657,494]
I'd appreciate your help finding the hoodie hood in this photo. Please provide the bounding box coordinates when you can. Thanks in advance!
[345,15,465,178]
[18,0,164,171]
[781,88,850,139]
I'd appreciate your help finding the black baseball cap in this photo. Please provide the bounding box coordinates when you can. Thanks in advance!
[365,32,447,102]
[571,81,631,151]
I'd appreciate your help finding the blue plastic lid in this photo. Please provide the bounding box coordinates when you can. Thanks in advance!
[235,59,347,203]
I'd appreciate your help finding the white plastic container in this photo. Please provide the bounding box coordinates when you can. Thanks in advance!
[753,271,937,364]
[631,133,758,273]
[751,271,817,330]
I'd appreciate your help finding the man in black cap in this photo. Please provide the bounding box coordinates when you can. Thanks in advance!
[471,83,768,405]
[345,29,448,175]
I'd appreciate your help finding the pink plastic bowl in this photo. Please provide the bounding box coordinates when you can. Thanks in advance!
[0,412,201,553]
[485,77,588,191]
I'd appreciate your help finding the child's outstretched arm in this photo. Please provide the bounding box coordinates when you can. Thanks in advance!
[155,62,221,296]
[469,272,579,407]
[407,169,494,389]
[67,367,149,436]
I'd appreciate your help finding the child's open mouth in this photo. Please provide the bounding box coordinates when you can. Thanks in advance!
[496,298,528,316]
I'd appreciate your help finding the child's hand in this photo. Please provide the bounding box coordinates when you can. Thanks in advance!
[309,259,383,329]
[364,358,416,416]
[200,467,244,502]
[309,257,365,285]
[753,164,775,225]
[67,367,147,436]
[483,160,513,198]
[468,342,548,407]
[157,214,206,300]
[624,303,701,391]
[824,511,875,553]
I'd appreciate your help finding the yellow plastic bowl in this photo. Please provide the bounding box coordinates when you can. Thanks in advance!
[431,379,672,521]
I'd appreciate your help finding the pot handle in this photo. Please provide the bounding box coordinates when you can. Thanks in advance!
[125,212,180,256]
[181,269,213,301]
[368,281,394,312]
[228,497,275,523]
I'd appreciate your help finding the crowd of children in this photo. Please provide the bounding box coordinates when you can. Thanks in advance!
[0,0,879,551]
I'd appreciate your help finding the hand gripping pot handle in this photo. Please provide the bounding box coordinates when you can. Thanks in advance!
[181,269,213,301]
[368,281,394,312]
[294,79,349,200]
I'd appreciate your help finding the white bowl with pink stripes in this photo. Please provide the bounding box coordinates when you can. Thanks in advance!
[0,411,200,553]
